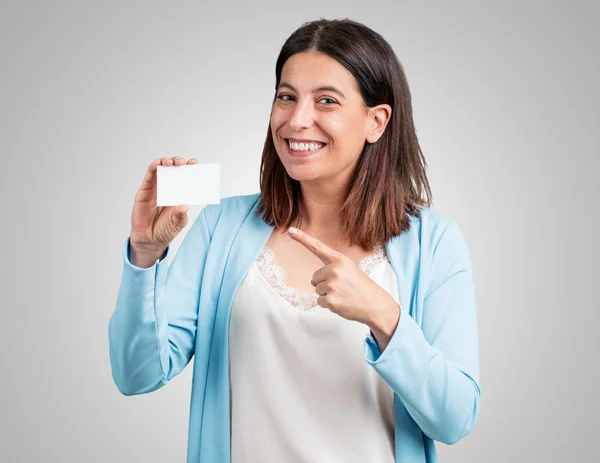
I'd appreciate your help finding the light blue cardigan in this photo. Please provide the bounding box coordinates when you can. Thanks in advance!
[108,192,481,462]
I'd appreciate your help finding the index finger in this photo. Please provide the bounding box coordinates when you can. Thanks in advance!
[138,158,162,192]
[288,227,341,265]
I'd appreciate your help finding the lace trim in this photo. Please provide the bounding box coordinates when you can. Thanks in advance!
[254,243,388,312]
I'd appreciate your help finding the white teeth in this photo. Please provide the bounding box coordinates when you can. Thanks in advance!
[288,140,323,151]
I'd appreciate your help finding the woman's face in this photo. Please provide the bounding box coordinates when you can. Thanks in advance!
[270,50,381,182]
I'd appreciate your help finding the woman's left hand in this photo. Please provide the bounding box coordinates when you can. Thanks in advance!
[287,227,400,328]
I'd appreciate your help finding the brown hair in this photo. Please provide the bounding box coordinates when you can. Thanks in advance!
[257,18,432,252]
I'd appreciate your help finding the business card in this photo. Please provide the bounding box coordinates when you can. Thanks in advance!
[156,163,220,206]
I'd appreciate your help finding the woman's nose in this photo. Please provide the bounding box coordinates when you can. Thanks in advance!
[288,100,314,130]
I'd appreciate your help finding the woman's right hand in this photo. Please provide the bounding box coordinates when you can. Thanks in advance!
[129,156,197,264]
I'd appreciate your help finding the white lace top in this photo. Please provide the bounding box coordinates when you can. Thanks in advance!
[229,243,398,462]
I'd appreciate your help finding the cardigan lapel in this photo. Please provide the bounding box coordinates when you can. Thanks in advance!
[384,213,427,462]
[199,194,274,461]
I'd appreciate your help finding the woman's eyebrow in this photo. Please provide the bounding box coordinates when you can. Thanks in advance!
[278,82,346,99]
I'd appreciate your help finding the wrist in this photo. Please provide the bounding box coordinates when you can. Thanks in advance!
[129,240,167,268]
[367,296,401,351]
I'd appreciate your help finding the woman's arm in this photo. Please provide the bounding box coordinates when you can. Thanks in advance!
[364,220,481,445]
[108,207,214,395]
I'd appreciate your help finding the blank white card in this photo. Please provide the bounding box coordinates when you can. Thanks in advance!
[156,163,220,206]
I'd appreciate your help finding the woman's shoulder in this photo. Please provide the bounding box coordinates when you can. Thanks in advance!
[402,205,471,266]
[190,193,260,236]
[200,192,261,226]
[408,205,460,240]
[409,205,472,272]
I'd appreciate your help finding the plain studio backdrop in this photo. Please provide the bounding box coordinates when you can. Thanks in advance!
[1,1,598,462]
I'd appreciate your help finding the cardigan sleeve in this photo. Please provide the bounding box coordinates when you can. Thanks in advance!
[108,207,213,395]
[364,220,481,445]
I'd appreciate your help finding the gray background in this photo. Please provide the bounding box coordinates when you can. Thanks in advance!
[1,1,598,462]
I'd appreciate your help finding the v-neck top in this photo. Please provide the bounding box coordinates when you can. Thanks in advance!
[228,243,399,462]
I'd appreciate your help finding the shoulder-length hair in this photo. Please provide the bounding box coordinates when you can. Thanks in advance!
[257,18,432,252]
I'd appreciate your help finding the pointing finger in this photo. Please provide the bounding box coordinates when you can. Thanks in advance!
[288,227,341,265]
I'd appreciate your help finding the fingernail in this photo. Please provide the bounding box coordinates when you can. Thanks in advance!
[288,227,298,235]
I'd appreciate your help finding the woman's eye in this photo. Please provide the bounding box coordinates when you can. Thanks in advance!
[275,94,337,105]
[318,97,337,105]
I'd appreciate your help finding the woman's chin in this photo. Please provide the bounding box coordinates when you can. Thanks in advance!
[284,166,322,182]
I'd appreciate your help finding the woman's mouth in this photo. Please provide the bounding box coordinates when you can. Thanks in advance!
[284,139,326,158]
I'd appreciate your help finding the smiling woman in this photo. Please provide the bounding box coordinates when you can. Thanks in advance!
[258,20,432,252]
[109,17,480,463]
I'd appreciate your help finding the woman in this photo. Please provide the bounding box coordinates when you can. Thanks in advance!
[109,18,481,463]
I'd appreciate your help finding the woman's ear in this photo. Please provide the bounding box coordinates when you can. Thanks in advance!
[366,104,392,143]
